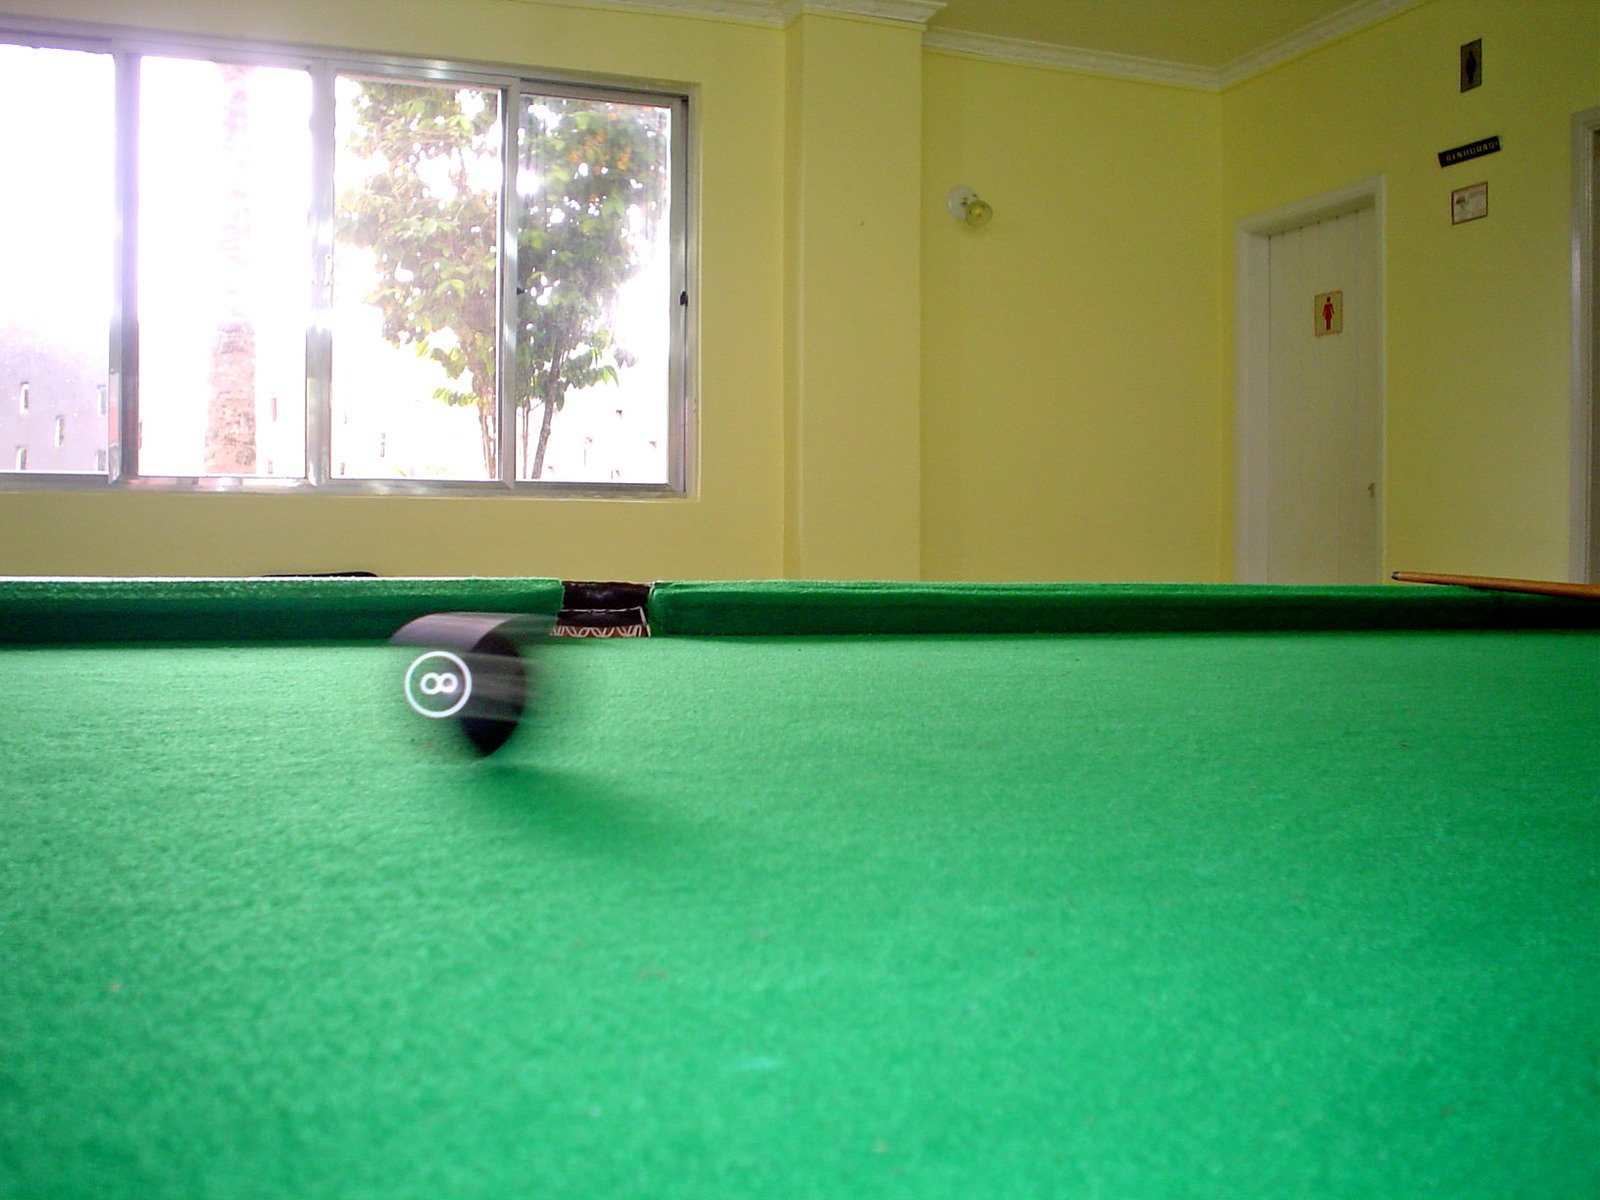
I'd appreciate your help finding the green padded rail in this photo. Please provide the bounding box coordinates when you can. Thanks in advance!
[647,580,1600,636]
[0,577,565,644]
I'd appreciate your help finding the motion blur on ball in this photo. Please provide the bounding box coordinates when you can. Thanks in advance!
[390,612,554,756]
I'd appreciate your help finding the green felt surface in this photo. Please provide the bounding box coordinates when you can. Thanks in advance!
[2,619,1598,1196]
[0,577,565,643]
[648,579,1600,635]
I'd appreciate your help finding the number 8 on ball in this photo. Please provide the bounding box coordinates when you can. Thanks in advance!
[389,612,552,757]
[402,650,474,719]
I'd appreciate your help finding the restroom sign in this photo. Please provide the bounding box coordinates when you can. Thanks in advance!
[1314,291,1343,336]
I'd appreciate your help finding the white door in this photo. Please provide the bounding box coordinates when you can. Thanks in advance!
[1263,206,1381,583]
[1577,111,1600,582]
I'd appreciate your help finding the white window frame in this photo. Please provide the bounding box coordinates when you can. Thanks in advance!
[0,17,692,497]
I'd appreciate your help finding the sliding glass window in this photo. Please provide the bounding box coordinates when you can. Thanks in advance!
[0,42,114,475]
[0,25,688,493]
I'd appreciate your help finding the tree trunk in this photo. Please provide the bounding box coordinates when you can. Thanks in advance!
[204,65,257,476]
[529,351,565,481]
[477,402,495,478]
[532,399,556,481]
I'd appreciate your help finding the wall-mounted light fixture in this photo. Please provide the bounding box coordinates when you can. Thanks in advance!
[946,185,993,227]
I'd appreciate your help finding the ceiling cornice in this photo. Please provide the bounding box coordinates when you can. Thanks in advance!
[518,0,786,28]
[1214,0,1422,89]
[517,0,1422,90]
[921,29,1216,90]
[925,0,1424,92]
[781,0,947,25]
[520,0,946,31]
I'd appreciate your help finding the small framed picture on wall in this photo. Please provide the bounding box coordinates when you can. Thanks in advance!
[1451,182,1488,224]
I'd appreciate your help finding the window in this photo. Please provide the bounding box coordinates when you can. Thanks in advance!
[0,42,111,476]
[136,55,312,479]
[0,24,688,493]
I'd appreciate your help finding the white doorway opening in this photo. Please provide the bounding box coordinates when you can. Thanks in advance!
[1571,107,1600,583]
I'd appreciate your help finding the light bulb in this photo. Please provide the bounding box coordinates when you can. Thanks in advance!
[946,185,992,227]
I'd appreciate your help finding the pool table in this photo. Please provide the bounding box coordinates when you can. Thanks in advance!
[1,577,1597,1198]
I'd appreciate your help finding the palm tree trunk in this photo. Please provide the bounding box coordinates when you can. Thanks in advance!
[204,64,257,475]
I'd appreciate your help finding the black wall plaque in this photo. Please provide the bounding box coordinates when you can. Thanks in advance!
[1460,39,1482,91]
[1438,136,1500,167]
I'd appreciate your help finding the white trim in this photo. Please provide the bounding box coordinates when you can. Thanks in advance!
[511,0,789,26]
[1234,178,1386,582]
[1571,108,1600,582]
[1215,0,1422,90]
[1234,228,1270,582]
[511,0,947,30]
[922,29,1214,90]
[780,0,946,24]
[926,0,1420,91]
[517,0,1419,89]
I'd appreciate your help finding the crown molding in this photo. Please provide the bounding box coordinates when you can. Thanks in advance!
[922,29,1216,91]
[781,0,946,25]
[517,0,786,26]
[514,0,1419,87]
[1216,0,1422,88]
[927,0,1422,92]
[517,0,946,31]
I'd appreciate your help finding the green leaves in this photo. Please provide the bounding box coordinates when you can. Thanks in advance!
[337,80,667,477]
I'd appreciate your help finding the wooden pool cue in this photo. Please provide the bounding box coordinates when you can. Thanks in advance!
[1391,572,1600,601]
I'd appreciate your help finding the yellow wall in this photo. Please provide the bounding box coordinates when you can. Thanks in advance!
[0,0,789,579]
[784,13,925,579]
[920,53,1224,581]
[2,0,1596,582]
[1222,0,1600,580]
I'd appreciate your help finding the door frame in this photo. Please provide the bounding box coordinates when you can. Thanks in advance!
[1233,177,1386,583]
[1571,107,1600,583]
